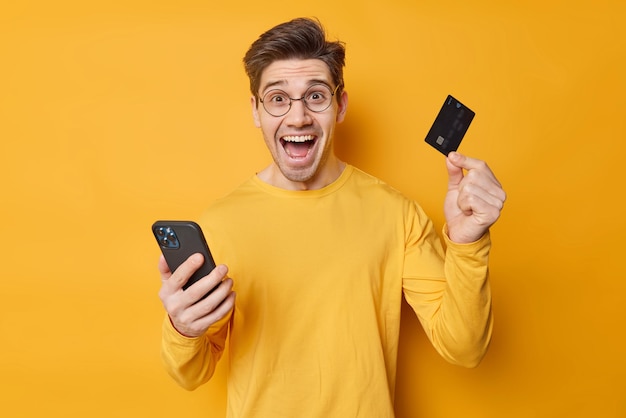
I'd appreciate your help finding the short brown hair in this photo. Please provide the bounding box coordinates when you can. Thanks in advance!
[243,17,345,102]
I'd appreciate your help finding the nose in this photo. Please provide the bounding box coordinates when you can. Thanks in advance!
[284,98,312,127]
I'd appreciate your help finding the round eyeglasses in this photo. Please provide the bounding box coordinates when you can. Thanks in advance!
[259,83,340,117]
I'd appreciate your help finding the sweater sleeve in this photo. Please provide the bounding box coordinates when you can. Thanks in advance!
[160,312,231,390]
[402,203,493,368]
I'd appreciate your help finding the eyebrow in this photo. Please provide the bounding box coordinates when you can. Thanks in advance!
[260,78,333,95]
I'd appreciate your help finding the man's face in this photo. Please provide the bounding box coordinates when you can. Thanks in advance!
[252,59,348,190]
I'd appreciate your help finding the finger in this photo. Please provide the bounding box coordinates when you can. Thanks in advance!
[458,176,506,210]
[184,264,229,303]
[158,255,172,277]
[460,168,507,205]
[448,152,478,170]
[166,253,205,290]
[457,183,505,218]
[449,152,502,188]
[179,280,235,336]
[188,276,234,319]
[446,154,465,188]
[189,290,236,334]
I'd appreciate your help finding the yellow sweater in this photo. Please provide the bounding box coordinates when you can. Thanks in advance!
[161,165,493,417]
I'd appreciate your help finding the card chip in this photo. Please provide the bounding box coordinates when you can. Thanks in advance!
[436,136,445,145]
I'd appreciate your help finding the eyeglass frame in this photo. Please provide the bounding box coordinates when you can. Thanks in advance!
[258,83,342,117]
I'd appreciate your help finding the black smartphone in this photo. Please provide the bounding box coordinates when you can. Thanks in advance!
[152,220,217,293]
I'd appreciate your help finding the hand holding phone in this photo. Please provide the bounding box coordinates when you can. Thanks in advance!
[152,220,216,292]
[153,220,235,337]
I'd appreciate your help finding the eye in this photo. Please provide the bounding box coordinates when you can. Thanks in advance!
[306,85,331,103]
[264,90,289,104]
[310,92,324,101]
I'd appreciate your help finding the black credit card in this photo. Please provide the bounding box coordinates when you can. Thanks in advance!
[424,95,475,155]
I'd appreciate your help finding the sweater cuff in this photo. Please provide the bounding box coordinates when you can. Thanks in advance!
[162,314,205,347]
[442,224,491,254]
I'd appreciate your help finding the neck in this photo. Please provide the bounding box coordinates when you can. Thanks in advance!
[257,159,346,191]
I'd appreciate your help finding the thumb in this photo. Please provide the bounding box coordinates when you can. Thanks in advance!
[446,152,465,188]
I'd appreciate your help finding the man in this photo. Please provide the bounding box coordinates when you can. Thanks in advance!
[158,17,506,417]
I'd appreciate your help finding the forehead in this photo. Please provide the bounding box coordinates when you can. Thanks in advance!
[259,59,332,92]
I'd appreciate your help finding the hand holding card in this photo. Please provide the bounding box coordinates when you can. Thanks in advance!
[425,95,475,155]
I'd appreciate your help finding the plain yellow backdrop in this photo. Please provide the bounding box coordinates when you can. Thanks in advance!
[1,0,625,417]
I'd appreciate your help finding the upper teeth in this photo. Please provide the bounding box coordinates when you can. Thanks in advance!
[283,135,314,143]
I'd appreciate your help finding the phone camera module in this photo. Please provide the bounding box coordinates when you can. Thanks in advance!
[154,226,180,249]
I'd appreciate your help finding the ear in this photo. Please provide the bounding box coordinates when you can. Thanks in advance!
[251,95,261,128]
[335,90,348,123]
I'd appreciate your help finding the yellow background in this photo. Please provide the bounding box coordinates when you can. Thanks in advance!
[1,0,624,417]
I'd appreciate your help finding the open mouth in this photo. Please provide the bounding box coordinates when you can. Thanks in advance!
[280,135,317,159]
